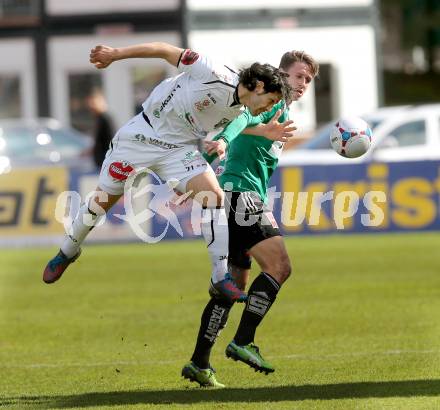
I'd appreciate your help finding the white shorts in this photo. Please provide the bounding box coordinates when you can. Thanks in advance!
[98,112,213,196]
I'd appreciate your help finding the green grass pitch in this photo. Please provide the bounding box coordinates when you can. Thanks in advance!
[1,232,440,409]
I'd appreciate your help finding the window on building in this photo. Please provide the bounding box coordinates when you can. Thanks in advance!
[380,120,426,148]
[314,63,334,125]
[68,72,102,134]
[0,75,21,119]
[132,66,168,114]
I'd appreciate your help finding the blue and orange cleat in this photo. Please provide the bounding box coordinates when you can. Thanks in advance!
[43,249,81,284]
[209,273,247,303]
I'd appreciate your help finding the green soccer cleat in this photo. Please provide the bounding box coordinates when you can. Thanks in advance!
[225,341,275,374]
[181,362,225,388]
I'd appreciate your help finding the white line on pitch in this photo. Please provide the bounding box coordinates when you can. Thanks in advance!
[1,349,439,369]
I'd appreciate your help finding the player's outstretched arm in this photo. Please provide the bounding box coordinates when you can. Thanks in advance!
[90,42,184,69]
[241,110,297,142]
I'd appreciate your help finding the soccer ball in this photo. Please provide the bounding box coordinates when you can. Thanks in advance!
[330,117,372,158]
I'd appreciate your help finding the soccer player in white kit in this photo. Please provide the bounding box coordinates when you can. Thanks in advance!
[42,42,293,302]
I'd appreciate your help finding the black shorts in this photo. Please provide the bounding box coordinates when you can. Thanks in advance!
[225,191,281,270]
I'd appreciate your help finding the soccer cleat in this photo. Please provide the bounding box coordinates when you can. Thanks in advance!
[225,341,275,374]
[209,273,247,303]
[181,362,225,388]
[43,249,82,284]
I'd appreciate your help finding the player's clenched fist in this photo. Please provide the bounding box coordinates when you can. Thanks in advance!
[90,45,116,69]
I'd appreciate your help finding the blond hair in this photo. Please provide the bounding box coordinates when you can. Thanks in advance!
[279,50,319,78]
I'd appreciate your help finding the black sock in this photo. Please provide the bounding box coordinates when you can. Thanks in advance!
[191,297,234,369]
[233,272,280,346]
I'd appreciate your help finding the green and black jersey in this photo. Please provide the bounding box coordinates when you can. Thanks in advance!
[204,101,288,203]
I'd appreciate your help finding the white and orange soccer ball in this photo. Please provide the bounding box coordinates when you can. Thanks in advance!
[330,116,372,158]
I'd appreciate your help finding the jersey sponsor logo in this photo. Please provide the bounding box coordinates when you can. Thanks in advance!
[246,294,271,317]
[108,161,134,182]
[181,49,199,65]
[155,84,181,117]
[214,118,231,130]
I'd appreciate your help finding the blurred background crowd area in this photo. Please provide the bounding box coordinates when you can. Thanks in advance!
[0,0,439,242]
[0,0,438,137]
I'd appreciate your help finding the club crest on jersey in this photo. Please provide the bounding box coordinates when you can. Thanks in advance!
[181,49,199,65]
[194,98,213,112]
[109,161,135,182]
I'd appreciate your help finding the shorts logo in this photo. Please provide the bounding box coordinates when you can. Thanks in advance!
[153,109,160,118]
[133,134,146,143]
[182,151,202,166]
[148,137,181,150]
[109,161,134,182]
[181,49,199,65]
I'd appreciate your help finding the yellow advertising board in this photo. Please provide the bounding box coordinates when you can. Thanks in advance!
[0,167,69,237]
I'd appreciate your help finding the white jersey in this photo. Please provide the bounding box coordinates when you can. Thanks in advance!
[142,49,245,145]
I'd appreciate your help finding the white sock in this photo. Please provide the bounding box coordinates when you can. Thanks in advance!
[61,203,102,258]
[201,207,229,283]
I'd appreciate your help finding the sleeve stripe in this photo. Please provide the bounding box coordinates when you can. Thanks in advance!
[224,65,238,74]
[177,50,184,67]
[203,80,236,89]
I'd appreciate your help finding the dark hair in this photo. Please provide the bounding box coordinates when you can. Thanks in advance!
[239,62,293,105]
[279,50,319,78]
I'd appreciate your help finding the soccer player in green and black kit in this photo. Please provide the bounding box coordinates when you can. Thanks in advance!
[182,51,319,387]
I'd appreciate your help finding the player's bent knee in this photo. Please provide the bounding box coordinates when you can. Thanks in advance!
[280,260,292,282]
[269,257,291,284]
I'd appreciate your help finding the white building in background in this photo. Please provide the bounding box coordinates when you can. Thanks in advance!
[188,0,381,133]
[0,0,381,134]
